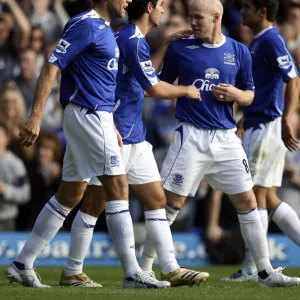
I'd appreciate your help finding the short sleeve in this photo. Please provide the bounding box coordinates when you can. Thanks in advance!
[236,46,255,91]
[124,37,159,90]
[48,19,95,69]
[265,34,299,82]
[159,42,178,84]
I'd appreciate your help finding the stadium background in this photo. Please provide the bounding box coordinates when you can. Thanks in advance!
[0,0,300,270]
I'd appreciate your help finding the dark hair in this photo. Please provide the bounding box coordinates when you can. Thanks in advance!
[127,0,158,21]
[252,0,279,22]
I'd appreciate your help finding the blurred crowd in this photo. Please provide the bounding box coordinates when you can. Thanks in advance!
[0,0,299,260]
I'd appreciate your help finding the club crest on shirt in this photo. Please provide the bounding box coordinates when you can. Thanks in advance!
[172,174,184,186]
[224,52,235,65]
[205,68,220,79]
[55,39,71,54]
[110,155,120,166]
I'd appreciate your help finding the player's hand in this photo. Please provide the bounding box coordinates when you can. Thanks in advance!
[19,115,42,147]
[212,83,242,102]
[165,29,193,44]
[206,225,224,244]
[185,86,201,100]
[282,118,299,151]
[114,126,123,149]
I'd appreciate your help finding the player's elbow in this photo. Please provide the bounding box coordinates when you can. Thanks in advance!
[145,84,161,99]
[239,91,254,106]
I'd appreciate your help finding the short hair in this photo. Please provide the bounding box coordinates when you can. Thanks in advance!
[127,0,158,21]
[252,0,279,22]
[36,132,62,161]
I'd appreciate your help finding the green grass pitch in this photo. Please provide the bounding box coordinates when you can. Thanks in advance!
[1,266,300,300]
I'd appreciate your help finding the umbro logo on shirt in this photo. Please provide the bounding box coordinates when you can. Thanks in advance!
[186,45,199,49]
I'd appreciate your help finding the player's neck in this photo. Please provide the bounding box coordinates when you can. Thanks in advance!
[93,4,112,23]
[133,17,153,36]
[201,29,223,44]
[252,20,273,35]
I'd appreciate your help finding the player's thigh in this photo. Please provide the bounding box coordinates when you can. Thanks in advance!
[206,141,253,196]
[161,123,210,197]
[81,185,106,217]
[63,104,125,180]
[131,181,166,210]
[127,141,161,185]
[243,118,286,188]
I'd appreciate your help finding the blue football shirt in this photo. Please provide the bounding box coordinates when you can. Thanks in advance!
[114,23,160,144]
[160,35,255,129]
[49,9,119,112]
[243,26,299,129]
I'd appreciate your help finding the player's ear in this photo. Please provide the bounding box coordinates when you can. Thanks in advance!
[147,1,154,14]
[213,12,220,22]
[260,7,267,19]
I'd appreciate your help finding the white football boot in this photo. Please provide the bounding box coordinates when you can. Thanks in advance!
[221,269,258,282]
[123,271,170,288]
[259,267,300,288]
[6,263,51,288]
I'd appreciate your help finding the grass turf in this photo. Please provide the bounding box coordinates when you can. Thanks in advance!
[1,266,300,300]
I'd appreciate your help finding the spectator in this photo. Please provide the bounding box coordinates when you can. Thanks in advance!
[30,25,46,74]
[29,0,69,43]
[0,81,26,139]
[14,48,37,114]
[20,132,61,229]
[0,122,30,231]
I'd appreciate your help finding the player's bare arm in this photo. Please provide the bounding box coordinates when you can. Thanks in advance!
[282,76,300,151]
[151,29,193,72]
[212,83,254,106]
[146,81,201,100]
[19,62,59,147]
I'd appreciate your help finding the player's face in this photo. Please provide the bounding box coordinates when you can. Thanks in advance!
[241,0,262,28]
[149,0,164,28]
[189,4,215,40]
[108,0,132,18]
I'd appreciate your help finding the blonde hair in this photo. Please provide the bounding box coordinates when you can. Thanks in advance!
[0,81,27,136]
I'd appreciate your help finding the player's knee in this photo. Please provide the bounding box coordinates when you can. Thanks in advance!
[81,186,106,217]
[230,189,257,212]
[103,175,128,200]
[144,193,166,210]
[55,181,87,209]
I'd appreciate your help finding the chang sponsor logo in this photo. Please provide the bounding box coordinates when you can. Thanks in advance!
[107,58,118,71]
[192,68,220,91]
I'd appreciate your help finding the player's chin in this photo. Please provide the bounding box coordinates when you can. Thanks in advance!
[193,32,203,39]
[119,9,126,18]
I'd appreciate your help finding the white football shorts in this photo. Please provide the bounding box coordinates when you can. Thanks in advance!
[89,141,161,186]
[62,103,125,182]
[243,116,287,188]
[161,122,253,197]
